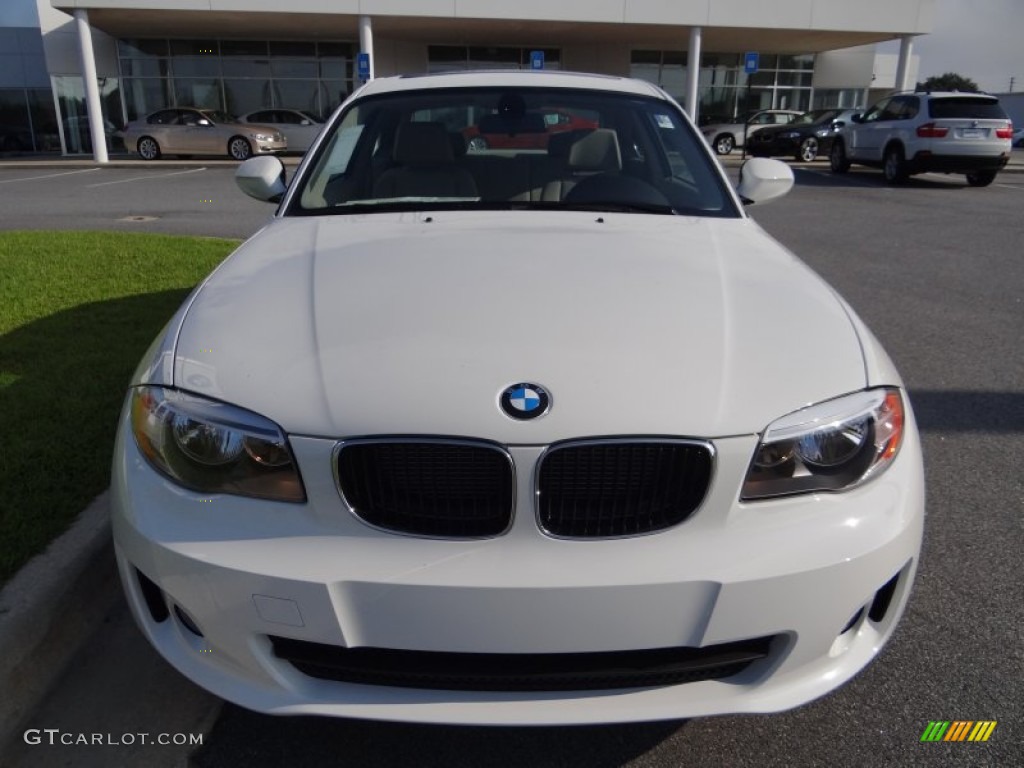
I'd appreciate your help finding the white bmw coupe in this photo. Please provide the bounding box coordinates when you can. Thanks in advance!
[113,71,924,725]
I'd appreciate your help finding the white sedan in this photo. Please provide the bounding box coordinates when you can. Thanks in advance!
[113,70,924,725]
[238,109,324,152]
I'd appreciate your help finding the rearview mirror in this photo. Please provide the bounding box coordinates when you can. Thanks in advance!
[236,156,287,203]
[736,158,794,205]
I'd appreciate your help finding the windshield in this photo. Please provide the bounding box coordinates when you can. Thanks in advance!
[289,86,737,218]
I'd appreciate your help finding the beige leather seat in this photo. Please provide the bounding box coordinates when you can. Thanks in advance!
[542,129,622,201]
[373,122,478,199]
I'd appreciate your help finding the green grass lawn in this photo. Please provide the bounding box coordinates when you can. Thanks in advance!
[0,231,238,585]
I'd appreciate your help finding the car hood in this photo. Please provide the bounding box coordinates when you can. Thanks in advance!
[173,212,866,442]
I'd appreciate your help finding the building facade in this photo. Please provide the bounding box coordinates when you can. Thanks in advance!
[4,0,933,158]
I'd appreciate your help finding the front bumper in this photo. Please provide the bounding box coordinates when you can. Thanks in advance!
[111,407,924,724]
[253,138,287,154]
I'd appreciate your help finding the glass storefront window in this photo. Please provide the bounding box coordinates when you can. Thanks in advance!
[54,75,123,154]
[319,81,349,116]
[468,47,520,69]
[120,58,169,77]
[778,54,814,71]
[276,80,320,115]
[222,58,271,78]
[429,45,560,73]
[270,41,315,57]
[660,51,687,100]
[117,39,354,121]
[221,40,268,57]
[629,50,660,85]
[170,40,219,56]
[172,57,221,78]
[428,46,468,73]
[776,71,813,88]
[0,89,33,152]
[119,39,169,58]
[223,79,275,116]
[28,88,60,151]
[320,58,350,80]
[272,59,318,79]
[174,78,223,111]
[123,77,171,120]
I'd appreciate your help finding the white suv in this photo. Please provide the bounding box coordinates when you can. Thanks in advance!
[829,92,1013,186]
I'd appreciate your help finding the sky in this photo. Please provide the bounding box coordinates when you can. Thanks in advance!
[883,0,1024,93]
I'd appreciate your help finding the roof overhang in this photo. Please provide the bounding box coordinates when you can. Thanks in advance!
[53,7,915,54]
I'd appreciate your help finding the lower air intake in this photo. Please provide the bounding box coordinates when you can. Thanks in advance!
[269,635,775,692]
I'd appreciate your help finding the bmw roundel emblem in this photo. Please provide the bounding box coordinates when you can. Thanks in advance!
[499,382,551,421]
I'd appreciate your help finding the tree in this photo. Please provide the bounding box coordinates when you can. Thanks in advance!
[916,72,980,93]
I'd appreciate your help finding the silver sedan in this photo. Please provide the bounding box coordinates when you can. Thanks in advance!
[123,108,287,161]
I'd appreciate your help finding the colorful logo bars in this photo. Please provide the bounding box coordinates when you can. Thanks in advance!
[920,721,997,742]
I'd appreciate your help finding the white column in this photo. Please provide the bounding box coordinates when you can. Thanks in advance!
[685,27,701,123]
[894,34,914,92]
[73,9,108,163]
[359,15,375,80]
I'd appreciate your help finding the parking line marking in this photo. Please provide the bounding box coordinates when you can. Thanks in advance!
[995,183,1024,191]
[86,167,208,187]
[0,168,100,184]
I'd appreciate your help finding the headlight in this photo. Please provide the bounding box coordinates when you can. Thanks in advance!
[253,132,271,141]
[780,131,800,139]
[130,386,305,502]
[741,388,904,500]
[814,129,832,137]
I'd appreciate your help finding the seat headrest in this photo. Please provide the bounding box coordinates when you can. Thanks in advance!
[547,129,582,159]
[567,129,621,172]
[393,122,454,165]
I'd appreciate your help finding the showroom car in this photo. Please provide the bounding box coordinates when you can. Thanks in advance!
[700,109,803,155]
[239,109,324,153]
[747,108,860,161]
[123,107,287,160]
[113,70,924,725]
[829,91,1013,185]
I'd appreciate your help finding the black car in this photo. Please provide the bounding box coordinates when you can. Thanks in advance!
[747,108,858,162]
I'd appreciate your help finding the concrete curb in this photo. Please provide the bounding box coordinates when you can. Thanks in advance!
[0,492,120,754]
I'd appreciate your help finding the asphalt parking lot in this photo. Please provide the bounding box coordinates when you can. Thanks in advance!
[2,158,1022,767]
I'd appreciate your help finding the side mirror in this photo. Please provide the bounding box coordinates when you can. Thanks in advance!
[300,119,312,126]
[736,158,794,205]
[850,113,864,124]
[235,156,287,203]
[197,118,212,127]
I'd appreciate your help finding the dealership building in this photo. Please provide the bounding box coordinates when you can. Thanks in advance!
[1,0,935,160]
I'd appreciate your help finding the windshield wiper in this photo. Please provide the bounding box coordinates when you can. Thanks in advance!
[554,201,679,215]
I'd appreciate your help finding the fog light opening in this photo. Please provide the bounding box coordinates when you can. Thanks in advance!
[135,568,169,623]
[839,607,865,635]
[868,572,901,623]
[173,604,205,638]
